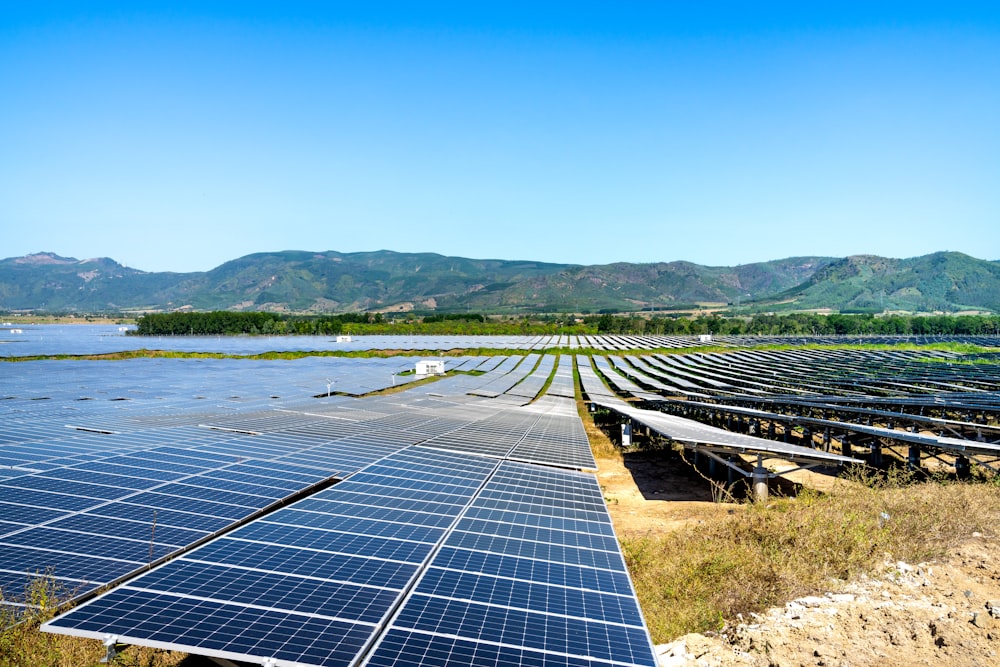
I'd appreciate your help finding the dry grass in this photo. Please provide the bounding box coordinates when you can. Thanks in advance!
[0,577,188,667]
[621,469,1000,643]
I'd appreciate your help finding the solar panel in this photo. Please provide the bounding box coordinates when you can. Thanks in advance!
[0,394,430,608]
[43,447,502,666]
[364,461,657,667]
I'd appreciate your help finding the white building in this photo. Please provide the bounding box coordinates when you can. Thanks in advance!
[415,360,446,376]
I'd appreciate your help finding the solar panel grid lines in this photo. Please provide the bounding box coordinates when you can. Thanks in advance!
[506,354,558,400]
[0,399,439,611]
[576,355,617,401]
[363,460,658,667]
[468,354,543,398]
[544,355,577,399]
[43,446,505,667]
[614,356,689,395]
[590,357,644,395]
[585,384,861,466]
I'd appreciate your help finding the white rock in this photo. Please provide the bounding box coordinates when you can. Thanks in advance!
[798,595,829,607]
[655,639,693,667]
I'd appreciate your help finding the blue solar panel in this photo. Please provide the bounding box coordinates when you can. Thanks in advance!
[390,595,654,665]
[366,628,629,667]
[44,447,503,666]
[0,544,140,585]
[187,539,419,588]
[366,461,658,667]
[46,514,206,547]
[2,528,176,563]
[1,487,104,511]
[429,547,635,596]
[31,468,163,490]
[134,559,399,623]
[288,499,458,529]
[47,588,376,666]
[414,568,644,626]
[87,503,234,533]
[5,476,135,500]
[229,523,436,562]
[0,502,68,525]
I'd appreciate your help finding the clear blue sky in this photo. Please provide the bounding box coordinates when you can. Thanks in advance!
[2,2,998,272]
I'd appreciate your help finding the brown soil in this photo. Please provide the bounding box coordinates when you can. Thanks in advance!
[598,448,736,536]
[656,538,1000,667]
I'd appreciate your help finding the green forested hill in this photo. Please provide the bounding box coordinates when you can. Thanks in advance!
[765,252,1000,312]
[1,249,997,314]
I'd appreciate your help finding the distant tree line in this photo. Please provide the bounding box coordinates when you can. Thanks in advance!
[132,310,1000,338]
[421,313,486,323]
[132,311,593,336]
[591,312,1000,336]
[132,311,383,336]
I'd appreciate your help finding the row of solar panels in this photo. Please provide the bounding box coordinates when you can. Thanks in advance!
[601,348,1000,400]
[581,348,1000,466]
[577,356,858,466]
[45,450,655,666]
[6,325,1000,359]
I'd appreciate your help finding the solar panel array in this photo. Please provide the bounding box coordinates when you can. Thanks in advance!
[1,354,599,612]
[546,355,576,399]
[578,355,858,465]
[364,461,656,667]
[15,330,999,666]
[582,345,1000,467]
[469,354,542,398]
[0,413,413,612]
[509,396,596,470]
[44,447,500,666]
[0,346,659,667]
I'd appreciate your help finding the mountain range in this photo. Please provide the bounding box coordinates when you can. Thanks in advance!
[1,250,998,315]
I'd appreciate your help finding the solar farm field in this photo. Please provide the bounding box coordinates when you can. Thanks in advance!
[2,328,999,666]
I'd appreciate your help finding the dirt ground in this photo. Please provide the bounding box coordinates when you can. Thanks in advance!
[656,538,1000,667]
[596,449,1000,667]
[597,447,734,536]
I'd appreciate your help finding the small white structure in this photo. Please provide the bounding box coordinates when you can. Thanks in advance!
[9,328,23,334]
[336,335,352,343]
[698,334,713,343]
[415,359,446,376]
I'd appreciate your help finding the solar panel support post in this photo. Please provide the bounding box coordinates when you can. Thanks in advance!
[621,422,632,447]
[842,433,853,459]
[908,445,922,473]
[955,455,972,480]
[99,636,121,664]
[870,440,883,467]
[752,454,768,502]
